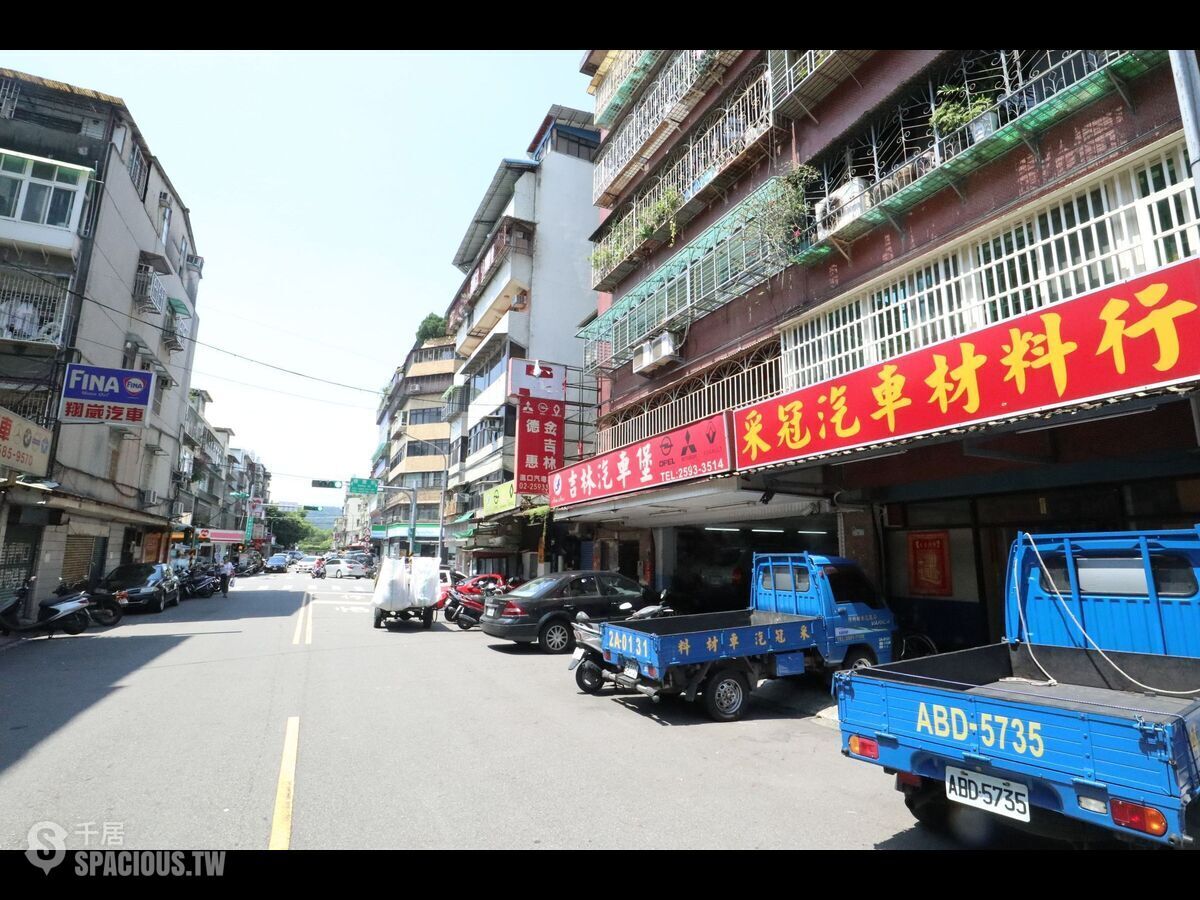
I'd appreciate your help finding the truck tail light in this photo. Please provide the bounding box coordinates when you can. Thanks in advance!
[848,735,879,759]
[896,772,922,788]
[500,601,525,617]
[603,650,613,662]
[1110,799,1167,836]
[646,665,658,679]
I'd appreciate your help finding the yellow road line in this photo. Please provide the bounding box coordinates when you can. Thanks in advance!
[304,595,313,645]
[268,716,300,850]
[291,594,308,645]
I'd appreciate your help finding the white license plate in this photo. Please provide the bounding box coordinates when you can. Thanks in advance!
[485,607,497,617]
[945,766,1030,822]
[622,662,639,679]
[571,647,585,661]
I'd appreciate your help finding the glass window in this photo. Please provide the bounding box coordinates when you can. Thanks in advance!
[825,565,884,609]
[0,155,26,174]
[601,574,642,598]
[0,175,18,217]
[566,575,599,597]
[1153,557,1198,597]
[1042,554,1199,597]
[20,182,48,223]
[47,187,73,227]
[507,576,560,599]
[760,565,810,592]
[30,161,56,181]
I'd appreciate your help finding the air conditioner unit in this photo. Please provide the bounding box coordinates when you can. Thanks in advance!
[815,176,873,241]
[510,290,529,311]
[631,332,682,376]
[185,254,204,273]
[158,191,172,208]
[141,489,160,508]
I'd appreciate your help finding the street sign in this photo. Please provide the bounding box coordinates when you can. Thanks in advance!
[303,505,320,511]
[348,478,378,495]
[0,405,52,477]
[311,480,342,489]
[244,518,254,543]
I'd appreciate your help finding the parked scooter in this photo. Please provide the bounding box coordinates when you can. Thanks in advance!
[569,598,674,694]
[181,566,218,600]
[444,586,486,630]
[0,577,91,637]
[55,576,122,627]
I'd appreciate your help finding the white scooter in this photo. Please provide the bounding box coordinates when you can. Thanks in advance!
[569,597,673,694]
[0,577,91,637]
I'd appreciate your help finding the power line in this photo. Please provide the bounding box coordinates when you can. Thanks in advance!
[1,259,384,395]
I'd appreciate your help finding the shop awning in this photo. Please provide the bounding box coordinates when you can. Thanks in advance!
[451,527,476,540]
[453,510,476,523]
[168,297,191,316]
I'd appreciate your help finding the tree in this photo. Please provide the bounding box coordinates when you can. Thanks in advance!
[299,529,332,554]
[416,313,446,343]
[267,506,315,549]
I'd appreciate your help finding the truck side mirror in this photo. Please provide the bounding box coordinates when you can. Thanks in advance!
[836,605,849,616]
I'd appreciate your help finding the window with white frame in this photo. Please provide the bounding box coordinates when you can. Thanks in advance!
[781,140,1199,391]
[0,152,87,229]
[127,142,149,199]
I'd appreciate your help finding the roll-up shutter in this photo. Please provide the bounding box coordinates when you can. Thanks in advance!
[62,535,96,583]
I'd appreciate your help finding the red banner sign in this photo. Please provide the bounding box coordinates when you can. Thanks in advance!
[550,413,732,508]
[734,259,1200,470]
[908,531,953,596]
[515,396,565,496]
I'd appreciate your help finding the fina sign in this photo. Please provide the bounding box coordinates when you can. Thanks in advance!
[60,364,156,425]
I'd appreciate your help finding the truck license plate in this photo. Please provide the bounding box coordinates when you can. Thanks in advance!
[571,647,585,661]
[622,661,639,679]
[945,766,1030,822]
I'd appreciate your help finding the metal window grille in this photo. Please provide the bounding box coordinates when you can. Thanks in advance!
[780,140,1199,391]
[593,51,659,126]
[133,264,166,314]
[0,267,70,345]
[127,142,149,199]
[593,50,725,205]
[592,65,775,287]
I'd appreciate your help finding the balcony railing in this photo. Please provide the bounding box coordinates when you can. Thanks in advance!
[592,50,740,208]
[788,50,1165,270]
[580,175,790,373]
[593,50,665,128]
[767,50,873,122]
[162,315,190,352]
[133,264,167,315]
[0,266,70,346]
[591,66,776,290]
[446,218,534,334]
[598,353,780,452]
[0,387,54,428]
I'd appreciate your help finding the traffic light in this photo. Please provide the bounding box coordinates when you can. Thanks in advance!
[311,480,341,489]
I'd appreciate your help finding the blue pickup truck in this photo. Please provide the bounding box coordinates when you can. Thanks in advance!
[597,553,896,721]
[837,528,1200,848]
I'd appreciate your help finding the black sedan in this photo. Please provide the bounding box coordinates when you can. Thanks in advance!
[480,571,651,654]
[91,563,180,613]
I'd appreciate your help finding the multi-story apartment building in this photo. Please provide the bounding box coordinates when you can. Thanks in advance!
[440,106,600,577]
[0,68,202,606]
[372,336,457,556]
[334,493,370,549]
[556,50,1200,648]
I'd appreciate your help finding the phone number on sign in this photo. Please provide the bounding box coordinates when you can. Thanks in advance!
[0,444,36,469]
[658,458,728,484]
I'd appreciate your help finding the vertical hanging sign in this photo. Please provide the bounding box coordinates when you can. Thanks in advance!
[509,360,566,498]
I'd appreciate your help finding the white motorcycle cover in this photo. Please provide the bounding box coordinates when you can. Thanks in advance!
[371,557,440,611]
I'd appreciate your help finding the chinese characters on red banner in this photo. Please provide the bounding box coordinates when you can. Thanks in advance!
[549,413,732,507]
[734,259,1200,470]
[61,402,145,423]
[515,397,565,496]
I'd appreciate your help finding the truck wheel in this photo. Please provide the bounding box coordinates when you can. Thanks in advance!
[904,791,950,832]
[373,609,384,629]
[842,648,876,671]
[421,607,434,629]
[539,620,573,654]
[703,670,750,722]
[575,661,604,694]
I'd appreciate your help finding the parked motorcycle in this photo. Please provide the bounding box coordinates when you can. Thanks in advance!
[443,586,486,630]
[181,566,218,600]
[0,577,91,637]
[55,576,122,627]
[569,598,674,694]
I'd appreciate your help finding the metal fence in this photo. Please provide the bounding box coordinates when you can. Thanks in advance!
[0,266,70,346]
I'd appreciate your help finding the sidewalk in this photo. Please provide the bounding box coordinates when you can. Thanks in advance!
[752,677,840,728]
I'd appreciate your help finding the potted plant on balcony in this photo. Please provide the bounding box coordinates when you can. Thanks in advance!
[751,163,818,262]
[636,187,684,246]
[931,84,998,145]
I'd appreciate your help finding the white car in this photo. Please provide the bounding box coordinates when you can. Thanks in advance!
[296,555,320,573]
[325,557,366,579]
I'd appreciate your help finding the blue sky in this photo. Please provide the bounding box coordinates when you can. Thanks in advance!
[1,49,590,507]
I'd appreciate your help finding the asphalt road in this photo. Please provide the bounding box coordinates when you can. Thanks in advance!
[0,570,960,850]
